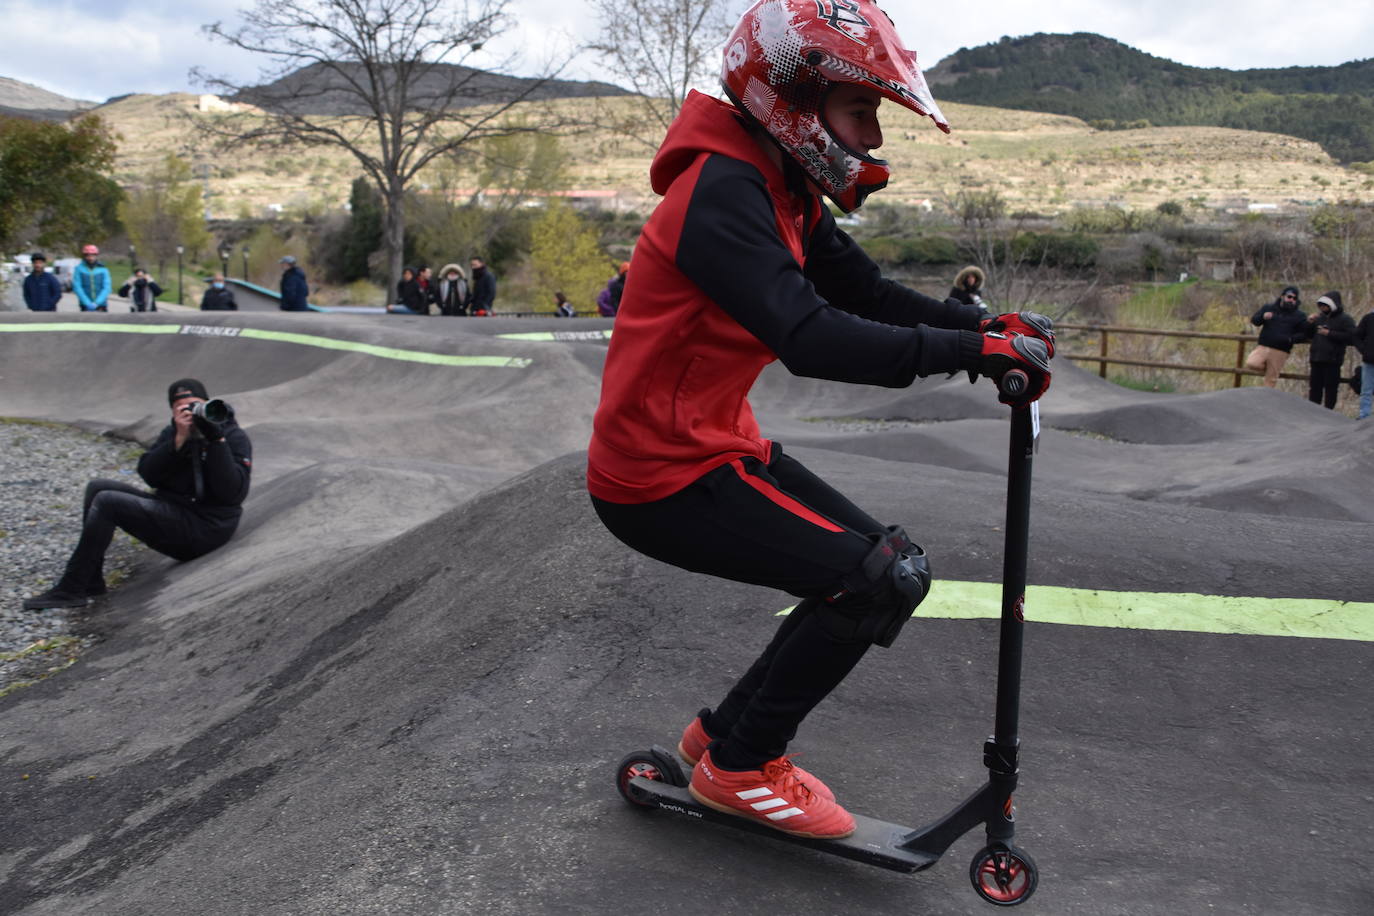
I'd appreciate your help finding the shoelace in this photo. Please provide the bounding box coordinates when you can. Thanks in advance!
[761,755,814,804]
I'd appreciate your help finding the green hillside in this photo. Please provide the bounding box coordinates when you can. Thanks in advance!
[927,34,1374,163]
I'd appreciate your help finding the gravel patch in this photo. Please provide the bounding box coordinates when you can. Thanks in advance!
[0,419,145,695]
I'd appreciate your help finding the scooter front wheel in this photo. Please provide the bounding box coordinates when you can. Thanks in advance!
[969,844,1038,906]
[615,747,687,808]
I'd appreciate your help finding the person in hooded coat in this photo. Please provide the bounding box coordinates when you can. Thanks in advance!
[948,265,987,310]
[434,263,468,316]
[1247,286,1308,387]
[1296,291,1356,409]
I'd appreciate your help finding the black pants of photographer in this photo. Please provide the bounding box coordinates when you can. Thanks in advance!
[59,478,236,591]
[1308,362,1343,409]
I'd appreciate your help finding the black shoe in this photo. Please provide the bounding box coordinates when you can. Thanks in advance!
[22,587,91,611]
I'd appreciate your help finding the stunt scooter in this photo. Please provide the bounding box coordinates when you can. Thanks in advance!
[615,387,1044,907]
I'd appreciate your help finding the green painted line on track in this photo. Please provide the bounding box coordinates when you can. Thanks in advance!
[784,582,1374,642]
[0,322,531,368]
[236,329,531,367]
[0,322,180,335]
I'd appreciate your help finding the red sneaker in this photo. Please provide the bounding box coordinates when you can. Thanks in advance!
[688,748,855,839]
[678,711,834,802]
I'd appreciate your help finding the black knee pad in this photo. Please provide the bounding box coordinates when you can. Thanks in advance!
[816,526,932,648]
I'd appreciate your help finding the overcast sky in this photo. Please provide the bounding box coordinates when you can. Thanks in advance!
[2,0,1369,103]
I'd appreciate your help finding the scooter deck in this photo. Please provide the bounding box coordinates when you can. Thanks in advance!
[628,776,940,873]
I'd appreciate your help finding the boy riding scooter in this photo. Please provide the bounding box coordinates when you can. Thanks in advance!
[588,0,1053,840]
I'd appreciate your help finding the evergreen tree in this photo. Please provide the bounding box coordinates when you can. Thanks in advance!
[340,177,383,282]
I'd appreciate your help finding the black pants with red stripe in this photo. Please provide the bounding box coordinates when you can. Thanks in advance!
[592,444,894,771]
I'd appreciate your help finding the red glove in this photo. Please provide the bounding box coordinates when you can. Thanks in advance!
[976,332,1052,407]
[980,311,1056,358]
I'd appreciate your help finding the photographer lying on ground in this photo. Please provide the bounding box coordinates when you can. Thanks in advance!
[23,379,253,610]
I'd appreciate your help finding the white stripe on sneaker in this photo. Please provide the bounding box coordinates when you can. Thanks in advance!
[750,798,788,811]
[766,807,804,821]
[736,787,772,800]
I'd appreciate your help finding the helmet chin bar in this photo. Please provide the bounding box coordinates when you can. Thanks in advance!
[723,80,889,213]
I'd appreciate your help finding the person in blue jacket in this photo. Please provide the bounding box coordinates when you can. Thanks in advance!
[72,244,112,311]
[22,254,63,311]
[279,255,310,311]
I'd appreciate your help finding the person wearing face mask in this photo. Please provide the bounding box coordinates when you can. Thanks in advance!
[199,274,238,311]
[1296,291,1356,409]
[1246,286,1307,387]
[118,268,163,312]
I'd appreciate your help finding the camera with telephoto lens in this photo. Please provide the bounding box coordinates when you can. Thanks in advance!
[191,398,228,423]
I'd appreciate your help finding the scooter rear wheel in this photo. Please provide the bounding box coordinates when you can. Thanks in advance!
[969,844,1038,906]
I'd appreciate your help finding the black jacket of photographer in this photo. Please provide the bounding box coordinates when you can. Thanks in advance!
[136,407,252,536]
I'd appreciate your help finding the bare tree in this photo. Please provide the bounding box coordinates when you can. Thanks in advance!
[586,0,736,149]
[194,0,566,301]
[947,189,1099,319]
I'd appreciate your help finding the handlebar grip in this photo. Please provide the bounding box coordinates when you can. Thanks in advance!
[1000,369,1029,398]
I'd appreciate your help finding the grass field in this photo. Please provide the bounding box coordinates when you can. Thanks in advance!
[93,93,1374,219]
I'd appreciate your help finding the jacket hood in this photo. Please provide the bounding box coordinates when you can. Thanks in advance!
[439,262,465,280]
[1317,290,1343,312]
[650,91,785,197]
[954,265,985,288]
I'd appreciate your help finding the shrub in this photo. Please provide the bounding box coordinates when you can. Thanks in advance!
[1010,231,1099,268]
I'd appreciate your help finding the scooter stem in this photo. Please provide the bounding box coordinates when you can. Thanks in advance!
[994,405,1035,747]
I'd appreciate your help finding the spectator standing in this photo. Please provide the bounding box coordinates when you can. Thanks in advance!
[279,255,309,311]
[22,253,63,311]
[200,274,238,310]
[22,379,252,610]
[1353,305,1374,420]
[597,262,629,317]
[1246,286,1306,387]
[553,291,574,317]
[434,263,468,315]
[947,265,986,312]
[118,268,163,312]
[1297,291,1357,409]
[72,244,111,312]
[467,256,496,316]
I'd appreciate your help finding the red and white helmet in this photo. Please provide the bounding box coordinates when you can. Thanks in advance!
[721,0,949,212]
[81,244,100,255]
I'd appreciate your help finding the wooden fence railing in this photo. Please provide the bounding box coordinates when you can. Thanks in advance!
[1057,322,1360,387]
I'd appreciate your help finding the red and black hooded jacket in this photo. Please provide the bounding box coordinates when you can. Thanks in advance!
[587,91,984,504]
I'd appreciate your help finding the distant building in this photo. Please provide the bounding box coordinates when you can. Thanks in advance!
[198,94,246,113]
[1196,257,1236,281]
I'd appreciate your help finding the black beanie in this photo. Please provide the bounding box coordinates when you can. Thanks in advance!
[168,378,209,404]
